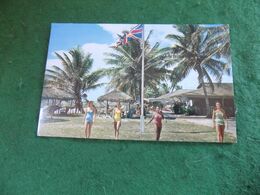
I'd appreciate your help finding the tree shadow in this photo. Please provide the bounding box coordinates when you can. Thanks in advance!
[166,131,214,134]
[40,118,70,123]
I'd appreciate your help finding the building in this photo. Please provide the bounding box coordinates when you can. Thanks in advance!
[179,83,235,117]
[148,83,235,117]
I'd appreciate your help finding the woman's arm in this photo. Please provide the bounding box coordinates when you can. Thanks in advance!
[222,109,228,129]
[147,115,154,124]
[112,108,115,120]
[93,107,97,123]
[83,108,87,123]
[223,109,228,120]
[212,110,216,128]
[161,112,164,120]
[161,113,166,123]
[120,108,123,117]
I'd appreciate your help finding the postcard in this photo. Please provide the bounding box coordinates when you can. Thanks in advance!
[37,23,236,143]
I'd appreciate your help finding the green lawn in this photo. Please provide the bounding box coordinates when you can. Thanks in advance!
[38,115,236,143]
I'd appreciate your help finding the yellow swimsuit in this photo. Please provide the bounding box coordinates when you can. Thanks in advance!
[114,109,121,122]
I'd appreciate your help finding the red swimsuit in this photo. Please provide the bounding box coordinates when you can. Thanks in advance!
[153,112,163,128]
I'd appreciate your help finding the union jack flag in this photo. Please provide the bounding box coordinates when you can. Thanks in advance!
[115,24,144,47]
[127,24,144,41]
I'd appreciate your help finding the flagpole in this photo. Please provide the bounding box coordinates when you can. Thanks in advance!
[140,25,145,133]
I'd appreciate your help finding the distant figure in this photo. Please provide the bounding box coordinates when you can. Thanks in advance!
[212,102,227,143]
[136,104,141,116]
[84,101,96,138]
[147,106,164,141]
[147,106,154,121]
[113,102,122,140]
[149,106,155,114]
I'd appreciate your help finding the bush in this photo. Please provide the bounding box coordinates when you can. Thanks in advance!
[173,104,185,114]
[184,106,195,115]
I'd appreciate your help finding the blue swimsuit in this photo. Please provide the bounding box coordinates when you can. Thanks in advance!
[85,108,94,123]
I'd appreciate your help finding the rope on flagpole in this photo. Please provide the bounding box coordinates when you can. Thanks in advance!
[140,24,145,133]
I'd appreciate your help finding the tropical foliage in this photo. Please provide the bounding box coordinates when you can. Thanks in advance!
[145,82,172,98]
[165,24,231,116]
[45,47,104,112]
[103,31,169,100]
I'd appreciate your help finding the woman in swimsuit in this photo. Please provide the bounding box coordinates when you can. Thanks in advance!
[147,106,164,141]
[84,101,96,138]
[113,102,122,140]
[212,101,227,143]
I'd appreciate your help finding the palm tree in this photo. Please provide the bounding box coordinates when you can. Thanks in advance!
[45,47,104,113]
[145,82,172,98]
[104,30,168,101]
[165,25,231,117]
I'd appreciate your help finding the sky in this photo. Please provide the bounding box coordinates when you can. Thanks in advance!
[45,23,233,101]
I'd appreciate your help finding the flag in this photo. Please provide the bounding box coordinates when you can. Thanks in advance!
[115,24,144,47]
[127,24,144,41]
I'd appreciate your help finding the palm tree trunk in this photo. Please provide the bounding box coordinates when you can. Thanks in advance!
[75,90,83,114]
[74,79,84,114]
[197,66,211,118]
[75,98,81,114]
[201,79,211,117]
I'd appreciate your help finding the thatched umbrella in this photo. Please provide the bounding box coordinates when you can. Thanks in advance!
[41,87,75,107]
[98,89,133,102]
[97,90,134,114]
[40,87,76,116]
[42,87,74,100]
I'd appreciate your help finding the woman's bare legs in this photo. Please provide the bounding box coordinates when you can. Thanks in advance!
[114,122,117,138]
[88,123,93,138]
[220,125,225,142]
[116,121,121,139]
[85,123,88,138]
[114,121,121,139]
[85,123,92,138]
[156,126,162,141]
[216,125,225,143]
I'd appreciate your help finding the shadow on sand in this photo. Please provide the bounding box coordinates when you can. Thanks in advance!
[168,131,213,134]
[41,118,70,123]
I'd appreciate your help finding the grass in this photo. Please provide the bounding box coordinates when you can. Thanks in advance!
[38,115,236,143]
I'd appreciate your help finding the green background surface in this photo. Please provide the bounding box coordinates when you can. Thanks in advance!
[0,0,259,194]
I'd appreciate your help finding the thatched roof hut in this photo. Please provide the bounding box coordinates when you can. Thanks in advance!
[97,90,133,102]
[181,83,234,116]
[146,83,235,116]
[94,101,106,108]
[42,87,74,100]
[181,83,234,98]
[147,89,193,103]
[148,83,233,102]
